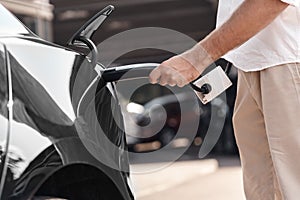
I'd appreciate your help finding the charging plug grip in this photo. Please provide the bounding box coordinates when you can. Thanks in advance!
[191,66,232,104]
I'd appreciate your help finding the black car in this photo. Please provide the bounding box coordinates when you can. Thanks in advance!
[0,5,141,199]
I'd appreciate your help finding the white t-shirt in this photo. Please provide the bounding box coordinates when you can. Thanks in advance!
[217,0,300,71]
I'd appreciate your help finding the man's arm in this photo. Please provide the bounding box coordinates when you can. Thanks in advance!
[149,0,289,87]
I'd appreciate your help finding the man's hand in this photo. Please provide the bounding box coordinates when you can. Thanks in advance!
[149,55,200,87]
[149,45,213,87]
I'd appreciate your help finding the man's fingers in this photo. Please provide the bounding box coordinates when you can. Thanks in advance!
[149,65,190,87]
[149,67,161,84]
[176,76,188,88]
[159,74,174,86]
[167,76,177,87]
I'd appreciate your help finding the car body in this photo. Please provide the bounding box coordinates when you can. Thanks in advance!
[0,4,133,199]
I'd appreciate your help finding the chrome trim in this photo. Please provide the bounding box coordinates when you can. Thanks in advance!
[76,76,100,116]
[0,44,13,197]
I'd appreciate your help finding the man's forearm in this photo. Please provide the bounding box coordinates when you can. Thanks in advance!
[149,0,290,86]
[193,0,289,70]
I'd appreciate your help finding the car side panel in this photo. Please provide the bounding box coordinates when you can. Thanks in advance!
[0,37,132,199]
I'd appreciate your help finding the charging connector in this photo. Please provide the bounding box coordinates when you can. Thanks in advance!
[191,66,232,104]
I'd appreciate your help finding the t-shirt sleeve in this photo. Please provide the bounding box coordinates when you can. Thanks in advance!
[281,0,300,7]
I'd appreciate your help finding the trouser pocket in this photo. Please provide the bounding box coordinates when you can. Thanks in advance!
[289,63,300,83]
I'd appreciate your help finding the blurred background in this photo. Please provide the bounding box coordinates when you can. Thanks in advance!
[0,0,245,199]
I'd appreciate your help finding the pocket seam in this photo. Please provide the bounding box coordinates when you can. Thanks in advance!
[289,63,300,83]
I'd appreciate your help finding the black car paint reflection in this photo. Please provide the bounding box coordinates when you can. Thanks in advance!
[0,5,132,200]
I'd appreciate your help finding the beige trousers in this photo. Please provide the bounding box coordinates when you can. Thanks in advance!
[233,63,300,200]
